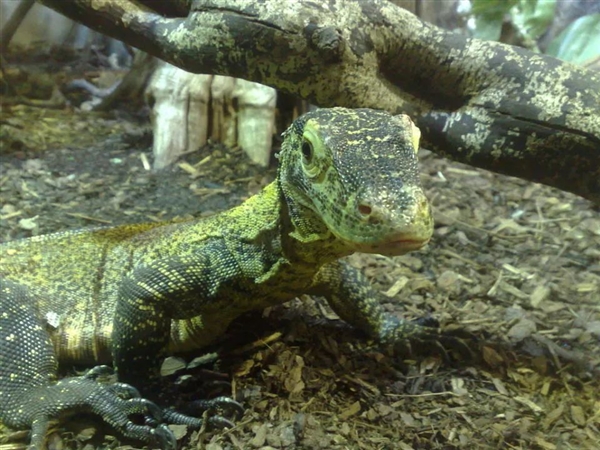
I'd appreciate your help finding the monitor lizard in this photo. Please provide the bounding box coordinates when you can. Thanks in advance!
[0,107,443,449]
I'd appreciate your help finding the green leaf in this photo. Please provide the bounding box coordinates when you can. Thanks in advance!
[471,0,517,15]
[471,0,519,41]
[514,0,556,41]
[546,14,600,64]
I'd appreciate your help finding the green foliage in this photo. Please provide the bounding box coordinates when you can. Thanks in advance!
[512,0,556,40]
[470,0,600,64]
[471,0,555,45]
[471,0,519,41]
[546,14,600,64]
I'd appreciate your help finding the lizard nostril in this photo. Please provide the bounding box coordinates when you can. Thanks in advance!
[358,204,372,216]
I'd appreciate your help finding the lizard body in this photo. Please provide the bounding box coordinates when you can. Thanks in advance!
[0,108,434,448]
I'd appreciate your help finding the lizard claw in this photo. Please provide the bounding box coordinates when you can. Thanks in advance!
[83,364,115,379]
[410,327,477,362]
[437,331,477,359]
[150,424,177,450]
[122,397,165,423]
[381,315,476,361]
[207,415,236,429]
[162,396,244,430]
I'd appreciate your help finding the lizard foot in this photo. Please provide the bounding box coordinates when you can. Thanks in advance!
[381,316,476,361]
[410,327,477,362]
[80,366,243,443]
[23,368,177,450]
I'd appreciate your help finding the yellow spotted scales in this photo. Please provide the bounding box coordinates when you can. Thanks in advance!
[0,108,436,449]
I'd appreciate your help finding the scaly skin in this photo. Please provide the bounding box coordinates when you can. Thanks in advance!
[0,108,435,449]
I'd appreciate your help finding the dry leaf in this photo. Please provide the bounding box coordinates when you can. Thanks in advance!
[570,405,586,426]
[339,401,361,420]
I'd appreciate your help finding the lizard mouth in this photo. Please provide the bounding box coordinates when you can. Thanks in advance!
[390,237,429,246]
[355,236,430,256]
[384,237,430,253]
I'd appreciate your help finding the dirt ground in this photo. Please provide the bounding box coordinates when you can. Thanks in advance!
[1,62,599,450]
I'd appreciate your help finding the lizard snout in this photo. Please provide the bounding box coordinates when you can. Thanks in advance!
[356,191,431,229]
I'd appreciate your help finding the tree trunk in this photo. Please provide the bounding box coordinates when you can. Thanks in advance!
[37,0,600,202]
[0,0,36,53]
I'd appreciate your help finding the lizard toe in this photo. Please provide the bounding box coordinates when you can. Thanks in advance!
[379,315,476,361]
[96,390,181,447]
[206,414,237,429]
[84,364,115,379]
[149,423,178,450]
[161,396,243,429]
[436,330,478,360]
[162,409,236,430]
[108,382,142,399]
[408,327,477,361]
[120,397,165,422]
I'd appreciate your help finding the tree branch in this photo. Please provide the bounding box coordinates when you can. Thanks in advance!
[38,0,600,202]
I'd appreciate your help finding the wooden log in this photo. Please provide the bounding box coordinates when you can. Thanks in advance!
[233,79,276,167]
[145,62,212,170]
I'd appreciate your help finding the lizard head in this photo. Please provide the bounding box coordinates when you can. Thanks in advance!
[278,107,433,257]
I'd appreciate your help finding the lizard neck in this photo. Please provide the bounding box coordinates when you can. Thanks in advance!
[276,177,352,266]
[228,176,352,268]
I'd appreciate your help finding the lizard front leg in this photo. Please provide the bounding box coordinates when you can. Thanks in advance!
[309,260,471,355]
[112,241,243,428]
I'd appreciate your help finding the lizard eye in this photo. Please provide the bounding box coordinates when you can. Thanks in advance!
[301,140,313,163]
[299,131,320,178]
